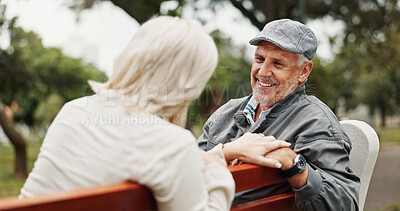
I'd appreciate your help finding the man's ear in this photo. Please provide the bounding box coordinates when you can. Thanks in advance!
[298,61,313,85]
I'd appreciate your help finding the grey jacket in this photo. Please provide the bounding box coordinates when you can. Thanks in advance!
[197,86,360,211]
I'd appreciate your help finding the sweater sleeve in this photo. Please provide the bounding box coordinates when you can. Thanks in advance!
[202,164,236,210]
[144,133,235,211]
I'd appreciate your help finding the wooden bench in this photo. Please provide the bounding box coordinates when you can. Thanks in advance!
[0,120,378,211]
[0,164,295,211]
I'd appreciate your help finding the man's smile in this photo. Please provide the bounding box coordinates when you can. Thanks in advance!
[255,75,278,89]
[258,81,274,87]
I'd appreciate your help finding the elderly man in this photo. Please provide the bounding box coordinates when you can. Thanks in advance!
[198,19,360,211]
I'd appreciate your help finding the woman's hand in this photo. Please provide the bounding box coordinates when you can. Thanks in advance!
[199,149,227,167]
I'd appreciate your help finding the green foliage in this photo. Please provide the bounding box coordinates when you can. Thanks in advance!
[326,26,400,125]
[34,93,64,126]
[208,30,252,100]
[375,126,400,144]
[307,57,344,111]
[360,29,400,113]
[0,14,107,126]
[381,202,400,211]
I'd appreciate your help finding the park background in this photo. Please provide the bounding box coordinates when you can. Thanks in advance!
[0,0,399,210]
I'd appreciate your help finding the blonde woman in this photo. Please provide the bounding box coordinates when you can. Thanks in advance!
[20,16,235,210]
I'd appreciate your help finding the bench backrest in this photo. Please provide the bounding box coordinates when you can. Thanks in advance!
[340,120,380,210]
[0,164,295,211]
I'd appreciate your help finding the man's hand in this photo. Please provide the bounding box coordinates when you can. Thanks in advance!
[264,148,309,188]
[222,132,291,168]
[263,147,297,169]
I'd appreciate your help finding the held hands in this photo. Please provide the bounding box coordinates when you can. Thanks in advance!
[263,147,297,170]
[221,133,308,188]
[222,132,291,169]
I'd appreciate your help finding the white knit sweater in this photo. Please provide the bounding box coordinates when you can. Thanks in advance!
[20,95,235,211]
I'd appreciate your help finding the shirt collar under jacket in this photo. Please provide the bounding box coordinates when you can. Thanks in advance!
[243,96,257,126]
[241,86,306,129]
[243,96,270,128]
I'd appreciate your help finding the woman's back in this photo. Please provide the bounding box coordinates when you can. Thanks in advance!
[20,95,234,210]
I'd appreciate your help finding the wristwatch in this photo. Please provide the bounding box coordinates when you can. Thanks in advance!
[280,154,307,178]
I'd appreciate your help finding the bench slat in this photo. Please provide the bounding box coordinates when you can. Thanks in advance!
[0,182,156,211]
[231,192,295,211]
[228,164,285,192]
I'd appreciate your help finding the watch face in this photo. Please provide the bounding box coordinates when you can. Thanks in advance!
[296,155,307,171]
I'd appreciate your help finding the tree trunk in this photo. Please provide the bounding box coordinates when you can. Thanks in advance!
[380,104,386,127]
[259,0,278,23]
[0,101,27,179]
[109,0,164,24]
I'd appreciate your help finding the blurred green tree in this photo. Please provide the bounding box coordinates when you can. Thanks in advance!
[306,57,345,112]
[3,28,107,126]
[0,1,107,178]
[0,2,30,179]
[338,28,400,126]
[33,93,64,127]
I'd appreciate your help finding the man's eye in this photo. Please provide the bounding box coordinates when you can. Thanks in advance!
[255,57,264,62]
[274,62,283,66]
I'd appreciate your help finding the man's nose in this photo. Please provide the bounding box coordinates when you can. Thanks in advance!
[258,63,273,77]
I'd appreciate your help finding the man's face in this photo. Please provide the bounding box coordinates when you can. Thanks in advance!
[251,41,303,110]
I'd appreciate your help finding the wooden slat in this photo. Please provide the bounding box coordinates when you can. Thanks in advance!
[0,182,156,211]
[229,164,296,210]
[231,192,296,211]
[228,164,285,192]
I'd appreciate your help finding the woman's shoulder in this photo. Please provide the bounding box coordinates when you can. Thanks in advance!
[64,95,97,108]
[149,115,196,142]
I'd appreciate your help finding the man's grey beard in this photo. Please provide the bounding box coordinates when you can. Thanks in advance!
[251,76,299,109]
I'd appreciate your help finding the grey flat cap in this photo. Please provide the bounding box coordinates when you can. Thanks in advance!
[249,19,317,60]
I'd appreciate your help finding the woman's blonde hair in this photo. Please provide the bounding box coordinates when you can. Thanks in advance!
[89,16,218,127]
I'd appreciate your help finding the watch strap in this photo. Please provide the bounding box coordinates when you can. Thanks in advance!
[280,164,301,178]
[280,154,307,178]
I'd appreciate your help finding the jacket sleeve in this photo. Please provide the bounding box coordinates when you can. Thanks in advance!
[293,139,360,211]
[197,97,246,151]
[198,118,212,151]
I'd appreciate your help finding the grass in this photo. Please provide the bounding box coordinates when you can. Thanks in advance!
[375,126,400,143]
[0,140,41,197]
[381,202,400,211]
